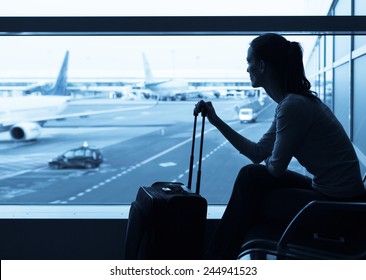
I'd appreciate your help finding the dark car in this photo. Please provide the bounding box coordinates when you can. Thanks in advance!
[48,144,103,169]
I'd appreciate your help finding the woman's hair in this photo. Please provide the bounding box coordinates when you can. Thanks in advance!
[250,33,318,99]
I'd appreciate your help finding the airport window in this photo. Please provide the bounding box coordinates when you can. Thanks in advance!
[325,35,334,67]
[334,35,350,61]
[0,13,366,209]
[353,54,366,156]
[324,70,333,109]
[333,62,351,135]
[0,0,336,17]
[333,2,351,60]
[0,33,320,205]
[354,34,366,49]
[317,73,325,103]
[354,0,366,48]
[355,0,366,14]
[319,36,325,70]
[306,45,317,75]
[334,0,351,15]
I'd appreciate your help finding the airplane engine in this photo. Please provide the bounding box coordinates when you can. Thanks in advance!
[10,122,42,141]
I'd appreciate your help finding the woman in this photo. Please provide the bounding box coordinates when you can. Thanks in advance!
[197,33,365,259]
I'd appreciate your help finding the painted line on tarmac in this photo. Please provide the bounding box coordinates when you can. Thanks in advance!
[51,124,219,204]
[52,122,259,204]
[171,124,258,184]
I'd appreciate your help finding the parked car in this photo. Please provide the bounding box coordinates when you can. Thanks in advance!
[48,143,103,169]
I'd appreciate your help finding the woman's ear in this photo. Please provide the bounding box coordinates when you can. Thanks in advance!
[259,59,265,74]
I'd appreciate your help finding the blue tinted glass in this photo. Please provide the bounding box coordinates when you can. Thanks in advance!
[353,54,366,156]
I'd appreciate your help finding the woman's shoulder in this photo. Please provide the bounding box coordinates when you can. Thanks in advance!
[278,93,308,108]
[277,93,320,119]
[284,92,316,102]
[280,93,320,108]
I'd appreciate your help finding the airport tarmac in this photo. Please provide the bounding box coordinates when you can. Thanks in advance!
[0,98,305,205]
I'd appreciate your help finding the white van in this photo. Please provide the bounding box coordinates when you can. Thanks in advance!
[239,108,257,123]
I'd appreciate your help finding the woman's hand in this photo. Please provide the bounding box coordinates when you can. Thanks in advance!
[194,100,219,126]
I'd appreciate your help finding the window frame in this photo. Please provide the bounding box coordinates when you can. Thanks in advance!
[0,16,365,218]
[0,16,365,35]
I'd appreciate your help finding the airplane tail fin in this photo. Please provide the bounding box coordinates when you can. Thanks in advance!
[142,52,155,84]
[44,51,69,96]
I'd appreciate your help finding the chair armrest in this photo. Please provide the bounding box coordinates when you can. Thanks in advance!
[277,200,366,259]
[238,239,279,259]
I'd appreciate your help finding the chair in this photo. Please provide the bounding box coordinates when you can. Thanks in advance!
[238,175,366,260]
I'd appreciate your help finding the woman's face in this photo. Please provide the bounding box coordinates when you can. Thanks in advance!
[246,46,263,88]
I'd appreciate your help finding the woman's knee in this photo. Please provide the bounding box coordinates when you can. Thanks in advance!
[233,164,270,194]
[237,164,269,180]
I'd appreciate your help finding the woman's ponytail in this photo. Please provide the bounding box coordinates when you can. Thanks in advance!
[286,41,311,94]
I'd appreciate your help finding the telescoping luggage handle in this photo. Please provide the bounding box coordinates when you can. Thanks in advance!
[187,104,206,194]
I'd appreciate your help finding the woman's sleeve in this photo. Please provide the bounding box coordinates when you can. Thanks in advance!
[238,120,276,164]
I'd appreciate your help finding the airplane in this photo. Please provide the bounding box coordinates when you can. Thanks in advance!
[76,53,192,101]
[142,52,191,101]
[0,51,154,142]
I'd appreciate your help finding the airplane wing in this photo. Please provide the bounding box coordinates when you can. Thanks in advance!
[0,82,49,94]
[40,103,156,121]
[1,103,157,127]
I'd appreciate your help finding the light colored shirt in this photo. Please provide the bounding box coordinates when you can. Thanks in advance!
[240,94,364,198]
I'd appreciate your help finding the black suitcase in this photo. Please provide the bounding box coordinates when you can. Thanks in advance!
[125,108,208,260]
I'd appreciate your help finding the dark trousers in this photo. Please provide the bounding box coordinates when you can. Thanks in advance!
[207,164,340,259]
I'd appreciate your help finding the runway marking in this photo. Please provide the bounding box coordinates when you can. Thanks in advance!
[170,124,257,185]
[54,123,256,204]
[53,127,214,203]
[159,162,177,167]
[140,125,217,166]
[0,153,52,180]
[171,139,229,184]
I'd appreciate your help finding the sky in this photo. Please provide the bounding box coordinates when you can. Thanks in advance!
[0,35,252,79]
[0,35,317,80]
[0,0,332,80]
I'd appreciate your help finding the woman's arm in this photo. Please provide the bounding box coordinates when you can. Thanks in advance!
[264,97,312,177]
[198,101,274,163]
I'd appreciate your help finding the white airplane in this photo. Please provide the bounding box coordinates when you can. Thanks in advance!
[0,51,153,142]
[142,53,190,101]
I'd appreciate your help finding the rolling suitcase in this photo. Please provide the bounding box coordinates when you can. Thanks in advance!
[125,107,208,260]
